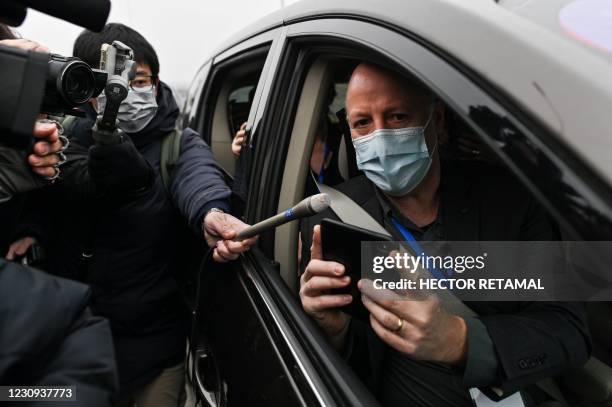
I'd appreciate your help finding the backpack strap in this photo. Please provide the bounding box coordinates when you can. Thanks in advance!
[59,115,78,132]
[160,128,182,192]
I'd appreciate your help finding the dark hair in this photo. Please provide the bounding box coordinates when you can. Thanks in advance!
[0,23,16,41]
[73,23,159,76]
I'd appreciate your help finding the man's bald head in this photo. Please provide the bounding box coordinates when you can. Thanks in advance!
[346,62,435,137]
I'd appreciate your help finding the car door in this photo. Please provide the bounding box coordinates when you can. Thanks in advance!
[245,15,612,407]
[185,27,380,407]
[188,13,612,407]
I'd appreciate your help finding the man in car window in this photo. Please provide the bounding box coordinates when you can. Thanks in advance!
[14,24,257,407]
[299,63,590,406]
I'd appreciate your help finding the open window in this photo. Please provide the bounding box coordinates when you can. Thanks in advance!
[252,21,612,405]
[198,46,269,177]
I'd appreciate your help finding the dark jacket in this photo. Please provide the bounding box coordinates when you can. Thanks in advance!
[0,259,118,407]
[300,161,591,402]
[50,82,231,395]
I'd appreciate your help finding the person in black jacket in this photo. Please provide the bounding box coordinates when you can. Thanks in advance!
[13,24,257,407]
[299,63,590,406]
[0,259,117,407]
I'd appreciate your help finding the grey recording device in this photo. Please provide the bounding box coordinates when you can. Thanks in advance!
[234,193,331,241]
[92,41,136,145]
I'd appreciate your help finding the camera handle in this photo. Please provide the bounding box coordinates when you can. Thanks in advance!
[92,76,129,146]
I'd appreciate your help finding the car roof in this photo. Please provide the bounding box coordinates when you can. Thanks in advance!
[213,0,612,185]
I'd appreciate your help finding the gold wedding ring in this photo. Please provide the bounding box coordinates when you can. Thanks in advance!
[394,317,404,332]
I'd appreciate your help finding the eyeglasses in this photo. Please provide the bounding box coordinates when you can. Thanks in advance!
[129,75,156,93]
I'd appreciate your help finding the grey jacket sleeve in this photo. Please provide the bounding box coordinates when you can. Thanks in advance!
[170,129,231,236]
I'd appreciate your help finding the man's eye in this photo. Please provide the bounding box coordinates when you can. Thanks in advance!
[354,119,369,128]
[390,113,408,122]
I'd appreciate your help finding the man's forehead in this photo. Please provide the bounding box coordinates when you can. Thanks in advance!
[347,65,427,106]
[135,63,152,76]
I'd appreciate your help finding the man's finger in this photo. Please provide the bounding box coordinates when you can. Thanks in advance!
[310,225,323,260]
[215,240,233,259]
[358,278,413,316]
[33,139,62,156]
[370,315,414,355]
[362,294,407,332]
[302,275,350,296]
[33,123,58,140]
[212,249,228,263]
[28,153,60,168]
[32,167,56,178]
[33,141,50,156]
[14,241,29,256]
[240,236,258,249]
[303,259,345,281]
[303,294,352,313]
[6,247,16,260]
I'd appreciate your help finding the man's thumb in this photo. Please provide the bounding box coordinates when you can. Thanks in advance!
[311,225,322,260]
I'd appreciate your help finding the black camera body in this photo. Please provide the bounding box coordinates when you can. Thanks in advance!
[44,54,107,116]
[0,45,108,149]
[0,0,111,149]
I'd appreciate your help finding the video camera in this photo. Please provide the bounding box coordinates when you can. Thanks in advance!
[0,0,112,149]
[95,41,136,138]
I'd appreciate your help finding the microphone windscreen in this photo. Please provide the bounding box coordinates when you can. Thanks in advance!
[309,193,331,214]
[18,0,111,32]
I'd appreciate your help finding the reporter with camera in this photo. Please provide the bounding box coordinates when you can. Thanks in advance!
[0,28,71,256]
[40,23,257,407]
[0,24,118,407]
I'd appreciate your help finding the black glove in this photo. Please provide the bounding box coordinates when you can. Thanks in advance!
[88,137,153,194]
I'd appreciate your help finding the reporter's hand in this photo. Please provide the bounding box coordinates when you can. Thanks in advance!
[6,237,36,261]
[203,211,258,262]
[231,122,247,156]
[0,38,49,53]
[28,121,64,178]
[300,225,352,346]
[88,137,153,193]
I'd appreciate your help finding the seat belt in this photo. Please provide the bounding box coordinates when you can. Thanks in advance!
[316,180,568,407]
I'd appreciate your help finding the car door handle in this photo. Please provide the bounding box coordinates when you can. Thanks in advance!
[194,347,220,395]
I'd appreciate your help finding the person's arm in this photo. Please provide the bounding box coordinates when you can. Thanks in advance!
[466,195,590,394]
[0,260,118,407]
[170,129,257,262]
[169,129,231,236]
[0,122,65,203]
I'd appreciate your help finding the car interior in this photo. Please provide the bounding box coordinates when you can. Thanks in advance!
[207,53,267,177]
[203,47,612,406]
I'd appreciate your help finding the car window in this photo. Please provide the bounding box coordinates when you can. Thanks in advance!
[287,57,504,273]
[227,80,258,136]
[200,47,269,177]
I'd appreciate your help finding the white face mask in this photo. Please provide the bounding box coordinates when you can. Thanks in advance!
[352,107,436,197]
[97,86,158,134]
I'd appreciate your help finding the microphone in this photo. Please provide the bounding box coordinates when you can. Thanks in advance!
[235,193,331,241]
[8,0,111,32]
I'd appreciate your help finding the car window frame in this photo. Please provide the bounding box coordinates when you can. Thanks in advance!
[254,17,612,247]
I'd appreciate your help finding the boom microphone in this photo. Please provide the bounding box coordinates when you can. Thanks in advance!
[4,0,111,32]
[235,194,331,241]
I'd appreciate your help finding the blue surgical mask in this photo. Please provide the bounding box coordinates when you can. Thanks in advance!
[97,86,158,134]
[352,109,436,197]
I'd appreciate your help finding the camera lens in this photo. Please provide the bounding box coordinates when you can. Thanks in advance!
[60,61,95,105]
